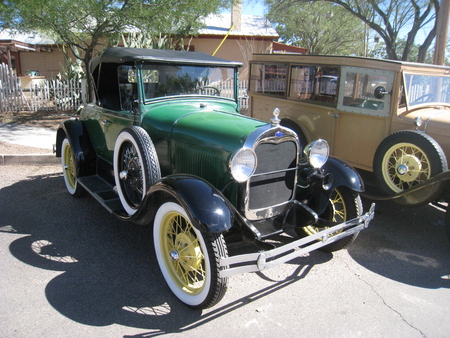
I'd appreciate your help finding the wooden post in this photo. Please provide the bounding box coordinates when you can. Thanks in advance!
[434,0,450,65]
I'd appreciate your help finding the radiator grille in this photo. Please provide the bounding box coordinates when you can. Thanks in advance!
[249,141,297,210]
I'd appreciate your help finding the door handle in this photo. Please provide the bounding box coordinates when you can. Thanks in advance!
[101,120,111,125]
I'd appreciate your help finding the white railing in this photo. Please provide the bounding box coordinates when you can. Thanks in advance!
[0,63,87,112]
[0,63,28,112]
[28,78,87,111]
[210,78,248,109]
[408,83,450,104]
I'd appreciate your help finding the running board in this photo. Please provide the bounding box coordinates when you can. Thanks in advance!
[77,175,124,214]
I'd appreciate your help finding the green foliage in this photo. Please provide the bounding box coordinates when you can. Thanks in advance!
[267,1,366,56]
[0,0,230,100]
[271,0,439,62]
[120,32,193,51]
[56,45,86,81]
[369,38,450,65]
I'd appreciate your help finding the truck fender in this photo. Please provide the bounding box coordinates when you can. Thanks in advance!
[134,174,236,233]
[56,119,96,177]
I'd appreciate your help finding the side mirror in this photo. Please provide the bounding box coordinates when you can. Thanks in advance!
[374,86,391,99]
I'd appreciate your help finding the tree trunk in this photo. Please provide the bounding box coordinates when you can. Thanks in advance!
[83,48,96,103]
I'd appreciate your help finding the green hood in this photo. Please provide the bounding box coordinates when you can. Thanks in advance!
[141,98,268,191]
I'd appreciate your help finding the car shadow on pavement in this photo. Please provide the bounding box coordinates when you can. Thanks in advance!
[348,197,450,289]
[1,173,332,333]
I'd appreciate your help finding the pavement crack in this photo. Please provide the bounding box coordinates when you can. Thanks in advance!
[345,261,427,337]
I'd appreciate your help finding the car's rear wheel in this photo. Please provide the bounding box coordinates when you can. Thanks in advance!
[295,187,362,252]
[114,126,161,215]
[373,130,447,205]
[61,138,85,197]
[153,201,228,309]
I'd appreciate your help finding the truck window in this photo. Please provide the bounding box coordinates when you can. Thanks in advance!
[289,66,338,104]
[338,66,394,116]
[249,63,288,96]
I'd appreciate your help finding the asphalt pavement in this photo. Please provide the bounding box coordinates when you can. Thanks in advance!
[1,165,450,337]
[0,123,59,165]
[1,123,450,337]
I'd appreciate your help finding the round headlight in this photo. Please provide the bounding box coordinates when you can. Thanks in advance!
[304,139,329,168]
[229,148,257,183]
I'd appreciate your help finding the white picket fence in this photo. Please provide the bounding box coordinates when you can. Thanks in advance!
[0,63,87,112]
[0,63,28,112]
[28,78,87,111]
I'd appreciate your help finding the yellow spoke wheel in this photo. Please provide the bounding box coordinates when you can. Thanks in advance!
[296,187,362,252]
[374,130,447,206]
[61,138,84,197]
[153,201,228,309]
[160,211,206,295]
[381,142,431,192]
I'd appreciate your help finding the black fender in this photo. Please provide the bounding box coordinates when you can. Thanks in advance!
[322,156,364,193]
[133,174,236,233]
[56,119,96,177]
[312,156,364,214]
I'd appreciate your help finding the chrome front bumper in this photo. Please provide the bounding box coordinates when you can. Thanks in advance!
[219,203,375,278]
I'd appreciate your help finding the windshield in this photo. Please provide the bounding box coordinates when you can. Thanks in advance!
[404,73,450,107]
[140,64,236,101]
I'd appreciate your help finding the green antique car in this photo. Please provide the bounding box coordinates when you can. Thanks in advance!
[56,47,374,309]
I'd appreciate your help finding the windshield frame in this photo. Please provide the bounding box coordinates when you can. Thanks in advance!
[138,63,239,103]
[403,71,450,109]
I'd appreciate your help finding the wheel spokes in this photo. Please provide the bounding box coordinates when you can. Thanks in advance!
[120,143,144,206]
[329,190,346,222]
[64,145,76,188]
[164,214,206,293]
[386,144,430,190]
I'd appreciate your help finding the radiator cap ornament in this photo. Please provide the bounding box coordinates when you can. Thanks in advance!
[271,108,281,126]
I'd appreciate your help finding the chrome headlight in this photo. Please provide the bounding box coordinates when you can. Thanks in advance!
[304,139,329,168]
[229,148,257,183]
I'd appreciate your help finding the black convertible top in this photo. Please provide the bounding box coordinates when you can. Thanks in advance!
[91,47,243,70]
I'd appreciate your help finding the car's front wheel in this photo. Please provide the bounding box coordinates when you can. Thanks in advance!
[61,138,85,197]
[446,209,450,242]
[153,201,228,309]
[114,126,161,215]
[295,186,362,252]
[373,130,447,205]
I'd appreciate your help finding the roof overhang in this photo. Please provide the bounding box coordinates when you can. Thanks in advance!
[0,40,52,52]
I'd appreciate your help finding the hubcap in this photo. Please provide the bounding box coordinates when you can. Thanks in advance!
[170,250,180,261]
[119,170,128,180]
[394,154,422,182]
[396,164,408,175]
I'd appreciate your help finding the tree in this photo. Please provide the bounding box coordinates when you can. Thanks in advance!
[268,0,439,63]
[369,38,450,64]
[267,1,366,55]
[0,0,229,101]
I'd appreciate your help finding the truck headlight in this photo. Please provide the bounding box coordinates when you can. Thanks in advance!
[304,139,329,168]
[229,148,257,182]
